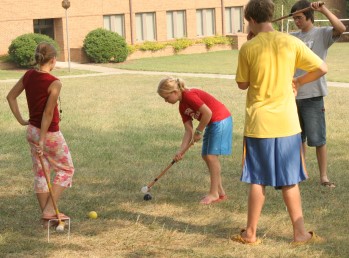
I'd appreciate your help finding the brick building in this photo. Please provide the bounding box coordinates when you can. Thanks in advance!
[0,0,248,63]
[2,1,346,63]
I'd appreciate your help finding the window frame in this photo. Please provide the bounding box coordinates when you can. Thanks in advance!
[225,6,243,34]
[196,8,216,37]
[33,19,55,39]
[103,14,125,37]
[135,12,157,42]
[166,10,187,39]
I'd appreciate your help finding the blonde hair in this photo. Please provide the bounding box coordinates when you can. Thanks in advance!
[35,42,57,66]
[157,77,187,95]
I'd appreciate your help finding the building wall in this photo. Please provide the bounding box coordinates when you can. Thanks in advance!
[0,0,248,62]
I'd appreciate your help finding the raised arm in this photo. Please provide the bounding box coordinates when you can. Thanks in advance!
[312,1,346,36]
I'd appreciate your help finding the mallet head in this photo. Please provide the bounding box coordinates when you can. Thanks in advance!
[141,186,149,193]
[56,222,65,232]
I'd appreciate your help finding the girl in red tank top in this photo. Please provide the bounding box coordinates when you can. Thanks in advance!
[7,42,74,229]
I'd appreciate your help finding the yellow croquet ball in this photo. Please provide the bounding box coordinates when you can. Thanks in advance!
[88,211,98,219]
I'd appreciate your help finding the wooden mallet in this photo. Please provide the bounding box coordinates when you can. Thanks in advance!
[272,1,324,22]
[38,154,65,232]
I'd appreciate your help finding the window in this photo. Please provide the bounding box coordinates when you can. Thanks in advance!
[167,10,186,39]
[104,14,125,37]
[225,7,243,34]
[33,19,55,39]
[135,12,156,42]
[196,9,215,37]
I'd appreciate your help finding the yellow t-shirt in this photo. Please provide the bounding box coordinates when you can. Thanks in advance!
[236,31,323,138]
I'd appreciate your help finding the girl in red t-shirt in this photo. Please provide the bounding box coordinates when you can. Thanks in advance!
[7,43,74,227]
[157,77,233,204]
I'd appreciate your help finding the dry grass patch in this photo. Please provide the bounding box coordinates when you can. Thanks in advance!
[0,74,348,257]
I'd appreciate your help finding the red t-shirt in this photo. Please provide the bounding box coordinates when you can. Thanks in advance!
[179,88,231,124]
[23,69,60,132]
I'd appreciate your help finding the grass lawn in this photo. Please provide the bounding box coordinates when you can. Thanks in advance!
[1,73,348,257]
[104,42,349,83]
[0,68,99,80]
[1,43,348,83]
[103,50,240,75]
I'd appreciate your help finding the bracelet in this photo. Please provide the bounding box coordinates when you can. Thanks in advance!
[195,128,203,135]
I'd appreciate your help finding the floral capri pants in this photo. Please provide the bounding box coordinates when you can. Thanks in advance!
[27,124,75,193]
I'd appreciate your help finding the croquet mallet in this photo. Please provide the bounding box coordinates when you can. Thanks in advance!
[141,141,194,193]
[272,1,324,23]
[38,154,65,232]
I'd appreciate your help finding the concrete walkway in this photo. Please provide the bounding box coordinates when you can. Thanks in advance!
[55,61,349,88]
[55,61,236,80]
[1,61,349,88]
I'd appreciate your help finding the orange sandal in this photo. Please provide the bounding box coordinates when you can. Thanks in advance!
[231,229,262,246]
[290,231,325,246]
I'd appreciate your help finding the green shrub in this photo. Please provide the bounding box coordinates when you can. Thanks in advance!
[226,36,235,46]
[127,36,235,56]
[0,55,10,62]
[83,28,128,63]
[169,38,195,53]
[202,36,231,49]
[127,44,139,55]
[8,33,60,68]
[138,41,167,52]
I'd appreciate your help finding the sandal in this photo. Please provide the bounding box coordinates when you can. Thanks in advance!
[290,231,325,246]
[219,194,228,201]
[42,213,70,220]
[231,229,262,246]
[41,219,59,229]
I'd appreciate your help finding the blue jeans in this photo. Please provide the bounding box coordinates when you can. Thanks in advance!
[296,96,326,147]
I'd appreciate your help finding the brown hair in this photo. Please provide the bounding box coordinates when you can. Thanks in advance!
[34,42,57,66]
[244,0,274,23]
[157,77,187,95]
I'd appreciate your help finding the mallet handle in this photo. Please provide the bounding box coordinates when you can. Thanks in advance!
[38,154,64,227]
[147,141,194,189]
[272,2,324,22]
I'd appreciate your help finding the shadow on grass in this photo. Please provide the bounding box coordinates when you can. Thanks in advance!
[1,122,348,256]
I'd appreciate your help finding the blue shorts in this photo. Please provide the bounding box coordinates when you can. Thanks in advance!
[202,116,232,156]
[241,134,308,187]
[296,97,326,146]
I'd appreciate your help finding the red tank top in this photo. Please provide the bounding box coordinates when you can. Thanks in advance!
[23,69,60,132]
